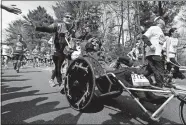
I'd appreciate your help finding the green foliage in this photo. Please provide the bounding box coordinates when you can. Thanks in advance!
[5,19,33,50]
[52,1,102,34]
[5,6,54,52]
[4,1,186,65]
[23,6,54,49]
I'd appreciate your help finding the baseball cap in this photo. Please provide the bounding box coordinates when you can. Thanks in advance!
[64,12,74,17]
[154,16,161,22]
[154,16,165,26]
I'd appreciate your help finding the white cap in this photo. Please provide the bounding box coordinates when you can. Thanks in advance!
[154,16,161,22]
[154,16,165,26]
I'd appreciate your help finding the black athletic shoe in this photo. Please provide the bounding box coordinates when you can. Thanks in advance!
[60,88,65,94]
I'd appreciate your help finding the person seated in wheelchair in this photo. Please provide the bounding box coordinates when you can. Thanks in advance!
[85,37,99,56]
[162,28,185,80]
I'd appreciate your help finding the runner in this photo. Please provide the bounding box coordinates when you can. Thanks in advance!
[45,51,51,67]
[127,41,143,67]
[40,43,46,66]
[2,42,13,69]
[25,50,31,65]
[13,34,27,73]
[163,28,186,79]
[32,45,40,67]
[113,41,142,69]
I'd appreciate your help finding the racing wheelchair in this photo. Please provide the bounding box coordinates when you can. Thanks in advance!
[61,36,186,124]
[62,53,186,124]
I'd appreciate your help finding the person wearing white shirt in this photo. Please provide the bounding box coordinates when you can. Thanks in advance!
[142,17,166,87]
[2,43,13,69]
[163,28,185,79]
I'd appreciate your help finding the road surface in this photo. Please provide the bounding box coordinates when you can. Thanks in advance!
[1,64,186,124]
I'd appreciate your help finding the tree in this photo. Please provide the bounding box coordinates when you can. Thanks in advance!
[5,19,34,49]
[52,1,103,37]
[23,6,54,50]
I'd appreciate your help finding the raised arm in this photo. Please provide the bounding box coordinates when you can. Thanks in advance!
[35,23,57,33]
[142,35,152,46]
[1,4,22,15]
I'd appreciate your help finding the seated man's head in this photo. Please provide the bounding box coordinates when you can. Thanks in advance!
[63,12,74,25]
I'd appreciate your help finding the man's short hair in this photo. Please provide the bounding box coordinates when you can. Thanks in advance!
[169,28,177,36]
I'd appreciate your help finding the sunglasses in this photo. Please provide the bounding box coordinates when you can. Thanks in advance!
[65,16,74,20]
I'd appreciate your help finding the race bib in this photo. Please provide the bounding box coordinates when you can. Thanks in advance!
[131,73,150,87]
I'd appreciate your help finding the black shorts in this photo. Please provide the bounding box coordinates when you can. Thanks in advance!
[13,54,24,61]
[34,57,38,60]
[2,55,11,59]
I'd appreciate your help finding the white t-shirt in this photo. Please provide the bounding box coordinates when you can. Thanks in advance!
[2,45,13,56]
[143,26,165,57]
[163,37,178,58]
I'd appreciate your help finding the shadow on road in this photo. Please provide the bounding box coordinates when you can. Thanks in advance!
[1,67,83,124]
[2,90,60,102]
[29,112,82,124]
[81,94,104,113]
[1,97,70,124]
[2,75,22,77]
[1,85,32,95]
[1,78,30,82]
[20,70,42,73]
[100,95,178,125]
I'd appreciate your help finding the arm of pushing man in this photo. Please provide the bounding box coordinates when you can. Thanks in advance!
[35,23,57,33]
[142,35,155,51]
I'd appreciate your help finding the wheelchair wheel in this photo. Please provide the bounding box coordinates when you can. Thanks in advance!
[64,57,96,111]
[179,95,186,125]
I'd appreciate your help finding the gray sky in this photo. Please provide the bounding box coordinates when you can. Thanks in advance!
[1,1,57,41]
[2,1,57,29]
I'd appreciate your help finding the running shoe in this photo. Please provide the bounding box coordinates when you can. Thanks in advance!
[49,79,58,87]
[4,65,8,69]
[59,84,65,94]
[16,69,19,73]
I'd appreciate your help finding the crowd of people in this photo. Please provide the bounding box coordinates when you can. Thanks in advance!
[1,3,186,93]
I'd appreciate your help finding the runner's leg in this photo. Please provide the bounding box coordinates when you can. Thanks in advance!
[4,56,8,69]
[151,56,165,87]
[56,56,65,86]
